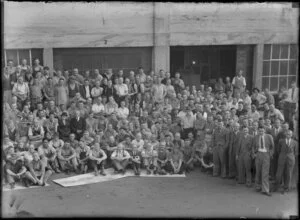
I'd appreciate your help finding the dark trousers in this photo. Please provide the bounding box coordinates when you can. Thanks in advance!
[276,154,295,190]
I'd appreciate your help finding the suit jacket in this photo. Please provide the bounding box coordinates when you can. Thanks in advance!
[80,85,92,99]
[236,134,254,156]
[277,138,298,157]
[228,130,242,154]
[252,134,274,156]
[58,119,71,138]
[212,127,229,149]
[70,117,86,134]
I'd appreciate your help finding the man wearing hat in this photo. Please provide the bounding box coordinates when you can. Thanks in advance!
[5,150,36,189]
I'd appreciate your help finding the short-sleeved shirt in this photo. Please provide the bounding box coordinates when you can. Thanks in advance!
[38,145,56,158]
[5,160,25,173]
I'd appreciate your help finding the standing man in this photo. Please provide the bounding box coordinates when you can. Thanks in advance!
[274,130,298,194]
[228,122,241,179]
[212,120,229,178]
[252,126,274,196]
[114,77,128,106]
[267,118,282,181]
[283,81,298,128]
[236,127,254,187]
[232,70,246,98]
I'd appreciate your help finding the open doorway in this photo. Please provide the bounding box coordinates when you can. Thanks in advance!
[170,45,239,89]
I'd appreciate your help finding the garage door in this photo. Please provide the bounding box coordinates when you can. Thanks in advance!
[53,47,152,75]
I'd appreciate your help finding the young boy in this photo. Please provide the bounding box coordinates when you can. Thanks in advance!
[128,143,142,176]
[75,140,91,174]
[156,142,170,175]
[142,142,158,174]
[169,147,184,174]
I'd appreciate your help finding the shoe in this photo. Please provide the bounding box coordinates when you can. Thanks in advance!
[65,170,70,175]
[146,170,151,175]
[153,170,158,175]
[114,170,119,174]
[100,171,106,176]
[262,192,272,197]
[55,169,61,173]
[94,171,99,176]
[42,182,46,186]
[22,180,28,187]
[255,188,261,192]
[10,183,15,189]
[246,183,252,188]
[121,170,126,175]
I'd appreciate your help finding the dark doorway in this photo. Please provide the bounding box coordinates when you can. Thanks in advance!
[170,45,239,89]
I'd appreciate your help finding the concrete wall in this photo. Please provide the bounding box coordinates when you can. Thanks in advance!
[4,2,298,49]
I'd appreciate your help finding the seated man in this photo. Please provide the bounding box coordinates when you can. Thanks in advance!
[28,119,45,149]
[110,143,131,174]
[75,140,91,174]
[128,143,142,176]
[5,152,36,189]
[141,142,158,175]
[58,142,79,174]
[182,139,196,173]
[38,138,60,173]
[169,147,184,174]
[156,142,170,175]
[28,151,52,186]
[89,143,107,176]
[80,130,94,147]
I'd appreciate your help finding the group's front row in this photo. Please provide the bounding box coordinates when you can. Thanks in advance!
[3,136,213,189]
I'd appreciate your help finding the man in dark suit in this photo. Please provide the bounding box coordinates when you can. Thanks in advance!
[274,130,298,194]
[252,126,274,196]
[266,118,283,180]
[228,122,242,179]
[80,79,92,100]
[70,110,86,140]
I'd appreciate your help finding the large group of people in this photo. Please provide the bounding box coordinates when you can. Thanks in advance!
[2,58,299,197]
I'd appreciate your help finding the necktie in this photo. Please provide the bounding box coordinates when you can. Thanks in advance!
[260,136,264,149]
[292,88,295,101]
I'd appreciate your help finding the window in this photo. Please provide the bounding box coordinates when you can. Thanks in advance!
[262,44,298,92]
[4,49,43,66]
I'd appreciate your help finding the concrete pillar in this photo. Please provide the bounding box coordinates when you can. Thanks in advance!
[43,48,54,74]
[253,44,264,90]
[152,3,170,73]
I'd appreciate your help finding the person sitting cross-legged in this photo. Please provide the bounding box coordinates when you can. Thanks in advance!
[75,140,91,174]
[38,138,61,173]
[128,143,142,176]
[28,151,53,186]
[5,151,36,189]
[89,143,107,176]
[58,142,79,174]
[169,146,185,174]
[142,141,158,175]
[110,143,131,175]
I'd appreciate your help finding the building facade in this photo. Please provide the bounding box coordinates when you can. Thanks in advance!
[4,2,299,91]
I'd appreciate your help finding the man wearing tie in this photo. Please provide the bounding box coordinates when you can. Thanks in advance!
[70,110,86,140]
[274,130,298,194]
[267,118,282,180]
[252,126,274,196]
[80,79,92,100]
[236,126,254,187]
